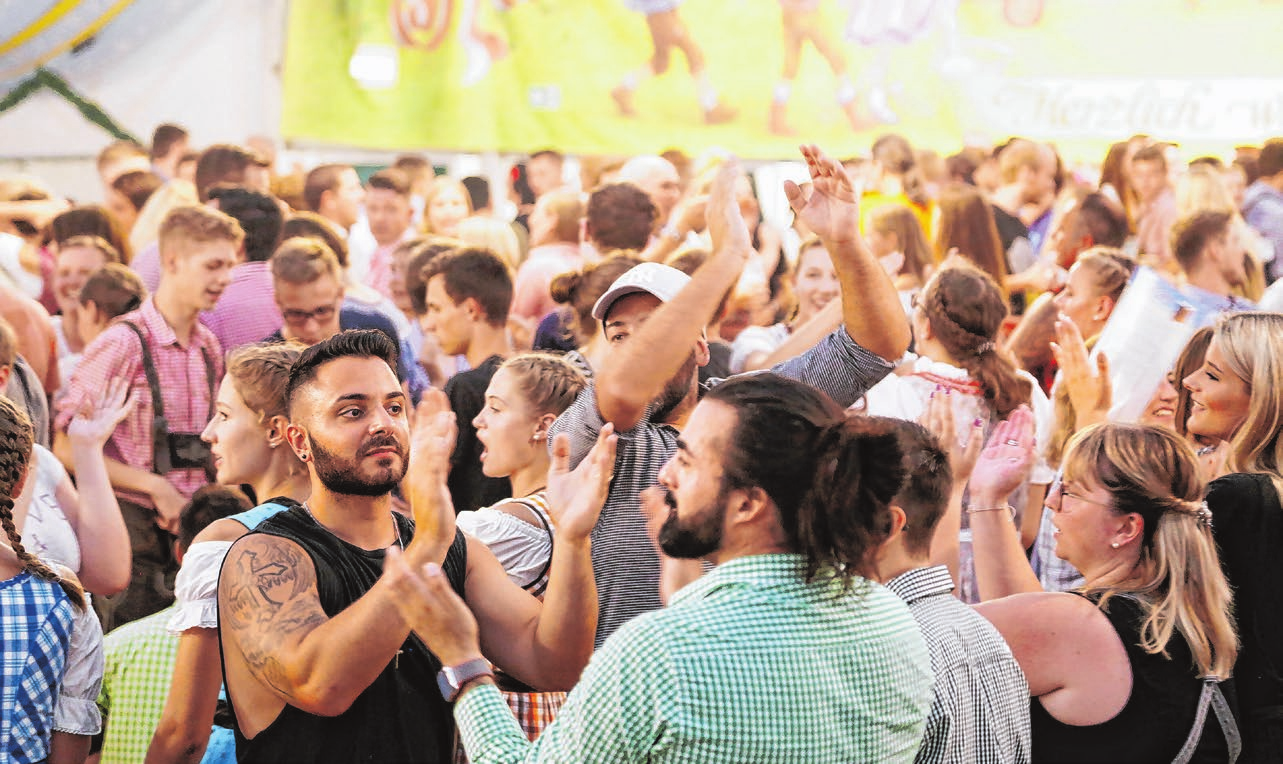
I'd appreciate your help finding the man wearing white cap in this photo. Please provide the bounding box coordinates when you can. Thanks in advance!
[550,145,913,646]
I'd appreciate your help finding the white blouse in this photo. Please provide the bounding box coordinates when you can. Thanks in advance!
[25,445,80,575]
[167,541,234,634]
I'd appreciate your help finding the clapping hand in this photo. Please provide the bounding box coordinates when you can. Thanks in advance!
[1050,316,1111,429]
[546,426,617,543]
[404,388,457,561]
[67,378,136,446]
[967,406,1037,507]
[784,145,859,247]
[919,389,986,487]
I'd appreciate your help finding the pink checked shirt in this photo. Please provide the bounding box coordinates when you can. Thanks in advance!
[55,297,223,508]
[200,261,284,351]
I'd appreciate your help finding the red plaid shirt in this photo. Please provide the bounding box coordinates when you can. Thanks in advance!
[55,297,223,508]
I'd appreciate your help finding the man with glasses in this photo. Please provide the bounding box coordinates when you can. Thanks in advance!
[265,237,413,385]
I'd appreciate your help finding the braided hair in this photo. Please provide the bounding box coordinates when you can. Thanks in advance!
[0,396,86,609]
[921,264,1032,419]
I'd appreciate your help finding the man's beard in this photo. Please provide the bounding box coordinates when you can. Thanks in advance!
[651,352,697,424]
[657,485,728,559]
[309,433,408,497]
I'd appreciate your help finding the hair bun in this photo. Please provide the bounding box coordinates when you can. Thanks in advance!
[549,271,582,305]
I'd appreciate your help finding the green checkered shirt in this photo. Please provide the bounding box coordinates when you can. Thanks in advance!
[457,553,934,763]
[97,604,180,764]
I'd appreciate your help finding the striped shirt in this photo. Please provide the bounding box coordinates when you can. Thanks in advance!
[55,297,223,508]
[549,327,894,646]
[885,565,1031,764]
[457,554,934,763]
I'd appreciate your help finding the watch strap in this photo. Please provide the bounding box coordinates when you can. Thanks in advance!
[437,657,494,702]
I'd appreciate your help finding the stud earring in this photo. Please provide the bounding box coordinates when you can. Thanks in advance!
[1110,542,1120,549]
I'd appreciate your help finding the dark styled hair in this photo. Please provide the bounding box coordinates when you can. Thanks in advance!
[550,254,643,345]
[704,375,907,585]
[79,263,146,318]
[461,176,491,212]
[303,164,351,213]
[1077,192,1129,248]
[195,144,269,202]
[405,239,460,316]
[150,123,189,160]
[178,484,252,552]
[45,204,132,262]
[420,247,513,326]
[207,185,283,263]
[879,418,952,556]
[586,182,656,252]
[111,170,163,212]
[1258,139,1283,179]
[286,330,400,417]
[1172,210,1232,273]
[368,168,411,197]
[922,263,1032,418]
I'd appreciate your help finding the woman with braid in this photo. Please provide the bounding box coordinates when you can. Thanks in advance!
[861,262,1054,601]
[0,394,105,764]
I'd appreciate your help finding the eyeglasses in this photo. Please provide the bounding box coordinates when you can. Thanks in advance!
[281,304,338,326]
[1049,474,1112,508]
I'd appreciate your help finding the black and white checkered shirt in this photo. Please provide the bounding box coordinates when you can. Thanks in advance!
[549,328,895,647]
[885,565,1032,764]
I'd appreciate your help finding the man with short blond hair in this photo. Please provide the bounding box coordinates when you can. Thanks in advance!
[56,204,242,630]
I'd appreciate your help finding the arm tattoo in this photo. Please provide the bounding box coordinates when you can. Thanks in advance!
[221,537,327,700]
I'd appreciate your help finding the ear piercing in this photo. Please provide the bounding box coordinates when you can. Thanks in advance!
[1111,542,1120,549]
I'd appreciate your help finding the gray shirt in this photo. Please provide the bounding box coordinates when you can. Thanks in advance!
[885,565,1031,764]
[549,327,895,647]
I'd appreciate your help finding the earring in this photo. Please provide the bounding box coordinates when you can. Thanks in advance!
[1111,542,1120,549]
[269,442,279,449]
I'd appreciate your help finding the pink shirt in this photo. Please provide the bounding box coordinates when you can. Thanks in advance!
[56,297,223,508]
[511,243,583,322]
[200,261,283,351]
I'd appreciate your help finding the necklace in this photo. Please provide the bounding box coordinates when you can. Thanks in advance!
[301,503,404,550]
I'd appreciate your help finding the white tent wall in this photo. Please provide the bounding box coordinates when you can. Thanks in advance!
[0,0,288,203]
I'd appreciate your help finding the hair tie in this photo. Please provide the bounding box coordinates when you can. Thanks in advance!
[974,341,995,356]
[1195,500,1213,530]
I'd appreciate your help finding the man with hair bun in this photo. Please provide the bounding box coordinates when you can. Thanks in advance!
[384,372,933,762]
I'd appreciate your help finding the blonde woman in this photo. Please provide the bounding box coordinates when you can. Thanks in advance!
[964,412,1239,762]
[1183,312,1283,760]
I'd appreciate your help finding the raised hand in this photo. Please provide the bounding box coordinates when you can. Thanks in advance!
[919,389,986,487]
[546,426,617,542]
[1050,315,1111,429]
[783,145,858,247]
[705,159,753,260]
[66,378,136,446]
[404,388,457,560]
[967,406,1037,507]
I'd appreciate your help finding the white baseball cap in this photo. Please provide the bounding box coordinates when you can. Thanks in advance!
[591,262,692,321]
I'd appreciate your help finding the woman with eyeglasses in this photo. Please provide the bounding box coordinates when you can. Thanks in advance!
[961,409,1239,763]
[1181,312,1283,762]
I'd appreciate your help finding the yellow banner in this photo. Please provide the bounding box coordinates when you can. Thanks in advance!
[281,0,1283,160]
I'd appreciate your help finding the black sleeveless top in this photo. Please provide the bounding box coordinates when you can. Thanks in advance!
[229,505,468,764]
[1029,593,1233,763]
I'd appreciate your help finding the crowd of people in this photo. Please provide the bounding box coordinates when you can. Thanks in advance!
[0,120,1280,764]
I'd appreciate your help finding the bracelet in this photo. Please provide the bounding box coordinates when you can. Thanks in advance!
[966,504,1014,514]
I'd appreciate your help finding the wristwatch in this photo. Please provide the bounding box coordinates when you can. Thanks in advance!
[437,658,494,702]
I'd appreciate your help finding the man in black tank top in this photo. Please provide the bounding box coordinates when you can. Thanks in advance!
[217,330,609,763]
